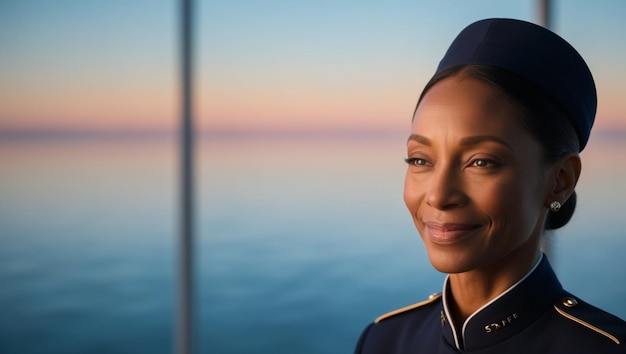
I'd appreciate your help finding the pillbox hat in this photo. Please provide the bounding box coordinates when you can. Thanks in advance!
[437,18,596,151]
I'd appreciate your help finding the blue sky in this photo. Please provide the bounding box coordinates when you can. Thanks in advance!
[1,0,625,133]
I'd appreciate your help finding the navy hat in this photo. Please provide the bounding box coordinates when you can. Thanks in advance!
[437,18,597,151]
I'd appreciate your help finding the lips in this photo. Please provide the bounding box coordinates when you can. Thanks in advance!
[424,221,481,245]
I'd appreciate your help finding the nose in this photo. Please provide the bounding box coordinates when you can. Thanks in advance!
[426,163,467,210]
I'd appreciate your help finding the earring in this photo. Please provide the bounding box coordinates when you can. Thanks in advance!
[550,201,562,212]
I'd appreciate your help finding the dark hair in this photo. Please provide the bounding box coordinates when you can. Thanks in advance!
[414,64,580,230]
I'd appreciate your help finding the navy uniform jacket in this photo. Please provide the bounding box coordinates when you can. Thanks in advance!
[355,255,626,353]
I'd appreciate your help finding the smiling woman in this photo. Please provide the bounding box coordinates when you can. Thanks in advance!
[355,18,626,353]
[405,76,552,278]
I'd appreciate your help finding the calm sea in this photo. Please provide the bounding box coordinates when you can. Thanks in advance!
[1,134,625,354]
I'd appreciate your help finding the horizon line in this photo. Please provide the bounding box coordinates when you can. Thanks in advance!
[3,126,626,142]
[0,126,408,141]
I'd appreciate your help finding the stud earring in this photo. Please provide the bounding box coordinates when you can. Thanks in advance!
[550,201,561,212]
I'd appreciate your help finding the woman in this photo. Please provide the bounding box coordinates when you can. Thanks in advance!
[355,18,626,353]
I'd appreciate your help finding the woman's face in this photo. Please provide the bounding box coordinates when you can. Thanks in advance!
[404,76,551,274]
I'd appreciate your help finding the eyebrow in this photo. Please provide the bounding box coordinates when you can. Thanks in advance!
[407,134,431,145]
[407,134,514,151]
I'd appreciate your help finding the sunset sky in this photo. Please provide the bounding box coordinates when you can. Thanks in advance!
[1,0,625,135]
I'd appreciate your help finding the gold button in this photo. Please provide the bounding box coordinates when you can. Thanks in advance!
[563,297,578,307]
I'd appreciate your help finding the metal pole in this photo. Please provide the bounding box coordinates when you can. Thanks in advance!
[537,0,552,259]
[537,0,551,29]
[177,0,194,353]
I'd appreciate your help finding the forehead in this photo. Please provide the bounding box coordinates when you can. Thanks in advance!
[412,76,523,140]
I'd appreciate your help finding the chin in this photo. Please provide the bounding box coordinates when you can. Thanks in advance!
[426,248,478,274]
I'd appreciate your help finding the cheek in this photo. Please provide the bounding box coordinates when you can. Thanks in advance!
[476,179,518,215]
[476,175,541,226]
[479,179,518,210]
[403,173,419,213]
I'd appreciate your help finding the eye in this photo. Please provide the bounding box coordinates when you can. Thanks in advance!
[469,159,498,168]
[405,157,431,167]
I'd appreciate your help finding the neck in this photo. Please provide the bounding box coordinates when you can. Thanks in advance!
[447,247,541,326]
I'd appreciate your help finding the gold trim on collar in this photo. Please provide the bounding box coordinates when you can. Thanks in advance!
[375,293,442,324]
[554,305,621,345]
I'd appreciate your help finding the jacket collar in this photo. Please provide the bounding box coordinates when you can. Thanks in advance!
[439,254,563,351]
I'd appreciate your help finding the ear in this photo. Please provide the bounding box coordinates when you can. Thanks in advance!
[545,153,581,207]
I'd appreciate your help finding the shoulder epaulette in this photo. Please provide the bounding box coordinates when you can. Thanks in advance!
[554,296,624,345]
[375,293,442,324]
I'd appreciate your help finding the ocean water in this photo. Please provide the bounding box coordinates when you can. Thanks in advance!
[1,135,625,354]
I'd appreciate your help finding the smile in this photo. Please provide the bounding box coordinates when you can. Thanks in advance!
[424,222,481,245]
